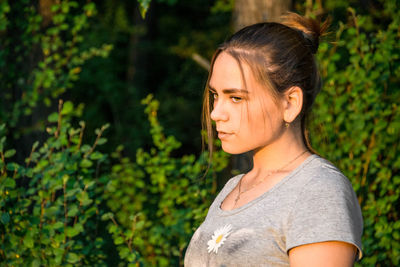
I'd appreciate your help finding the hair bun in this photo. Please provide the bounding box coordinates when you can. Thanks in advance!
[281,12,330,54]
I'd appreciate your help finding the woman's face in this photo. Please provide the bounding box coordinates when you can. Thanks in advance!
[209,52,286,154]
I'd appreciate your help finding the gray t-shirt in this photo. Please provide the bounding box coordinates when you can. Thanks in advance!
[184,154,363,267]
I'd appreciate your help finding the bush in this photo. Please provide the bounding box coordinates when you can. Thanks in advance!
[0,101,113,266]
[312,3,400,266]
[104,94,228,266]
[0,96,228,266]
[0,1,229,265]
[0,1,112,137]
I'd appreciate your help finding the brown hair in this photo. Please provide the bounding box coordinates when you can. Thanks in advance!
[202,12,330,159]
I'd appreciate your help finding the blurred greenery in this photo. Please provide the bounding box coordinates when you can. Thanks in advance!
[0,0,399,266]
[312,4,400,265]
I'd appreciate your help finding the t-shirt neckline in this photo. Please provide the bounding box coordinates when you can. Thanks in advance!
[217,154,318,216]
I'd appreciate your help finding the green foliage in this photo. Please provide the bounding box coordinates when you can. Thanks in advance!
[139,0,180,17]
[70,0,231,158]
[210,0,234,14]
[312,1,400,265]
[1,0,228,265]
[137,0,151,18]
[0,94,228,266]
[0,101,116,265]
[0,1,10,31]
[104,94,229,266]
[0,1,112,135]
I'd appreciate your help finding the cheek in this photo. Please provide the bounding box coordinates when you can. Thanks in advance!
[238,108,267,134]
[238,109,280,142]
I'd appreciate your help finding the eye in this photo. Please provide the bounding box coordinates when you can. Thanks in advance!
[210,91,218,100]
[231,96,242,103]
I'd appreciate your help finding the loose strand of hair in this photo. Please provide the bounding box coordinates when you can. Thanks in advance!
[301,115,319,156]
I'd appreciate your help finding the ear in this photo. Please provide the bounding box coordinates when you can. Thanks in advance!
[282,86,303,123]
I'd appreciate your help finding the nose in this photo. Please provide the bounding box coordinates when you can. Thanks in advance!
[210,101,229,122]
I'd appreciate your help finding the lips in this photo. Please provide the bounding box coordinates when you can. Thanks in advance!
[217,131,233,140]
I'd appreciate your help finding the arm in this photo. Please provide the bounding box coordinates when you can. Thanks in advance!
[289,241,357,267]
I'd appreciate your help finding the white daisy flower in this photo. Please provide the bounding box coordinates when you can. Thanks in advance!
[207,224,233,254]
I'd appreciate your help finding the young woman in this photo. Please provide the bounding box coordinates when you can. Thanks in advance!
[184,13,363,267]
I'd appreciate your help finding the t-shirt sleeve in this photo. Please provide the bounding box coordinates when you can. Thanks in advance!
[285,169,363,260]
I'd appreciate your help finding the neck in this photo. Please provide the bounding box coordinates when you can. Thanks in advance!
[251,127,309,173]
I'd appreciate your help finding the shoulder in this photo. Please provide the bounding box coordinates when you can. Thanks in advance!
[291,155,361,222]
[300,155,356,198]
[225,173,244,186]
[283,154,357,203]
[286,155,363,260]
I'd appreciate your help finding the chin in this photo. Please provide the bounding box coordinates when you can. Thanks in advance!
[221,143,250,155]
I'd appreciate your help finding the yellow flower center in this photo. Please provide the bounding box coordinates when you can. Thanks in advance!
[216,234,223,244]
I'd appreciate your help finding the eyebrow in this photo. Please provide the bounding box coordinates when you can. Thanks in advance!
[208,84,249,94]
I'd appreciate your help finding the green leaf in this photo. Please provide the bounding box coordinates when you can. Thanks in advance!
[114,236,124,245]
[80,144,91,153]
[53,221,64,229]
[65,224,83,238]
[31,259,41,267]
[65,227,77,238]
[54,233,65,244]
[66,252,80,263]
[138,0,151,18]
[136,221,145,230]
[119,246,130,259]
[0,212,10,224]
[23,235,34,248]
[68,205,79,217]
[101,212,114,221]
[44,206,59,219]
[90,151,103,160]
[61,101,74,115]
[97,138,107,145]
[82,198,93,206]
[4,149,16,158]
[77,191,92,206]
[32,141,39,150]
[48,112,59,123]
[51,4,60,12]
[6,162,18,171]
[84,180,95,189]
[80,158,92,168]
[60,23,69,30]
[3,178,16,188]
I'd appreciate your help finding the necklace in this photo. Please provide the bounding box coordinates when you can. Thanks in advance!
[234,150,308,207]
